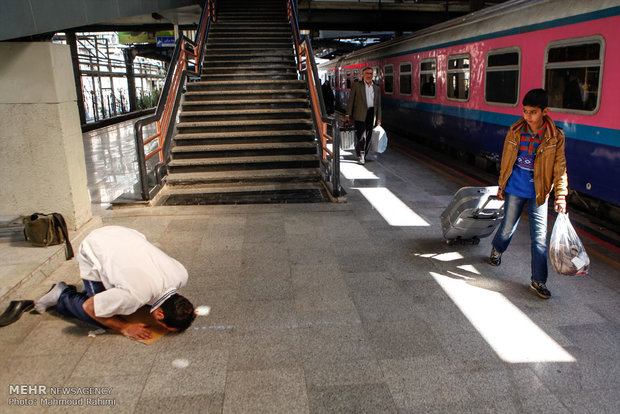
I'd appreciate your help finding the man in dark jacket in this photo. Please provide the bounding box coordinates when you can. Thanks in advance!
[344,67,382,164]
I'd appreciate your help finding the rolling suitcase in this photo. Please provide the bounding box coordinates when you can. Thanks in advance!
[440,186,505,245]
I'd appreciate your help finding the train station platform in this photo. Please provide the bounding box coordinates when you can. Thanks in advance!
[1,119,619,413]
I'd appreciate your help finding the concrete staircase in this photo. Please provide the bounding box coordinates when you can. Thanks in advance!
[158,0,327,205]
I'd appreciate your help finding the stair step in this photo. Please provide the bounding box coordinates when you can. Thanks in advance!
[204,50,292,58]
[181,98,308,111]
[175,130,314,143]
[179,108,311,121]
[172,142,315,153]
[179,108,311,116]
[169,154,318,168]
[199,73,297,80]
[170,142,316,158]
[184,89,308,101]
[159,183,326,205]
[202,65,295,72]
[164,182,322,194]
[206,43,291,50]
[160,186,326,205]
[208,33,290,39]
[166,168,321,185]
[187,79,305,92]
[203,59,295,67]
[177,118,312,128]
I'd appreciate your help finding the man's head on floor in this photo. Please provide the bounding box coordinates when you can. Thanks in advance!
[153,293,196,332]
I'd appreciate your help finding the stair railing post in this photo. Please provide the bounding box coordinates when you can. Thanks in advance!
[332,118,342,198]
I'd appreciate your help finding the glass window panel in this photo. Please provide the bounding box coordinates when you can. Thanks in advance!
[547,43,600,63]
[486,70,519,104]
[545,39,602,113]
[447,55,470,100]
[488,52,519,67]
[384,65,394,93]
[420,61,436,71]
[447,73,469,100]
[420,73,436,97]
[545,67,599,111]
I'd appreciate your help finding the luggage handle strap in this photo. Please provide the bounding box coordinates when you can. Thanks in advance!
[51,213,74,260]
[474,195,505,219]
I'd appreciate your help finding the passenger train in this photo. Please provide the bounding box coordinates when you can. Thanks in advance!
[320,0,620,220]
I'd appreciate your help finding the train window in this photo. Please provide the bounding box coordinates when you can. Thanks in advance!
[399,62,412,95]
[329,73,335,89]
[447,54,470,101]
[384,64,394,94]
[346,71,352,90]
[544,37,603,113]
[420,58,436,98]
[373,66,380,83]
[485,48,520,106]
[353,69,359,82]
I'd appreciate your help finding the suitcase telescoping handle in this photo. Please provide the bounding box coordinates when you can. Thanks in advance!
[474,195,505,219]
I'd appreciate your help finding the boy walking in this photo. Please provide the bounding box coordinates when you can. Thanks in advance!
[489,89,568,299]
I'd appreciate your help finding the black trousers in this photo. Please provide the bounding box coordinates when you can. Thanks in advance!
[354,107,374,157]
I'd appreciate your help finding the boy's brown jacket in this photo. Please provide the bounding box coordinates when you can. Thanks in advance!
[498,115,568,206]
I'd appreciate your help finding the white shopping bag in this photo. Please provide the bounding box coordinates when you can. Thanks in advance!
[370,125,388,153]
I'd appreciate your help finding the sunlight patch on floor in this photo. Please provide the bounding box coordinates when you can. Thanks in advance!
[431,272,575,363]
[355,187,430,226]
[340,161,379,180]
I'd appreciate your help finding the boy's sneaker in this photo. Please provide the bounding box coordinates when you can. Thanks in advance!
[530,281,551,299]
[488,247,502,266]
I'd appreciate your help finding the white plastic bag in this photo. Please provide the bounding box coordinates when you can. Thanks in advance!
[370,125,388,153]
[549,213,589,275]
[339,126,355,150]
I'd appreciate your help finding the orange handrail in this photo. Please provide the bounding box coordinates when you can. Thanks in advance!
[134,0,216,200]
[287,0,342,197]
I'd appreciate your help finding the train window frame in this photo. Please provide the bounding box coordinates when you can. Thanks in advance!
[419,58,437,98]
[384,64,394,95]
[346,70,352,90]
[353,68,359,82]
[484,47,521,107]
[446,53,471,102]
[399,62,413,96]
[543,36,604,115]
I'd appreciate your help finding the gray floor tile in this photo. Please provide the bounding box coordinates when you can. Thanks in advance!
[307,383,398,414]
[141,347,228,397]
[304,358,384,387]
[134,394,224,414]
[223,367,309,414]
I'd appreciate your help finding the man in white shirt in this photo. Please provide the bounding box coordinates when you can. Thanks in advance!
[35,226,195,340]
[344,66,382,164]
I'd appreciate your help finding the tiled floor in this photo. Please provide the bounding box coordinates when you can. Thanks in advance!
[0,120,619,413]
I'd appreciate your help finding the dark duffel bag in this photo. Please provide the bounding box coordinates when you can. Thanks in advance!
[23,213,74,259]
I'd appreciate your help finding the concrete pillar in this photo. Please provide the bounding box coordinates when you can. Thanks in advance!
[124,48,138,112]
[0,42,92,230]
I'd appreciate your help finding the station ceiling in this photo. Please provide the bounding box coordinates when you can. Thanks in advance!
[1,0,510,58]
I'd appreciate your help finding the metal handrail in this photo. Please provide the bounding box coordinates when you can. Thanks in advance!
[286,0,342,198]
[133,0,216,201]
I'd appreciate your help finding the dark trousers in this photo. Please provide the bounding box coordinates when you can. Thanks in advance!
[56,280,106,327]
[354,107,374,157]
